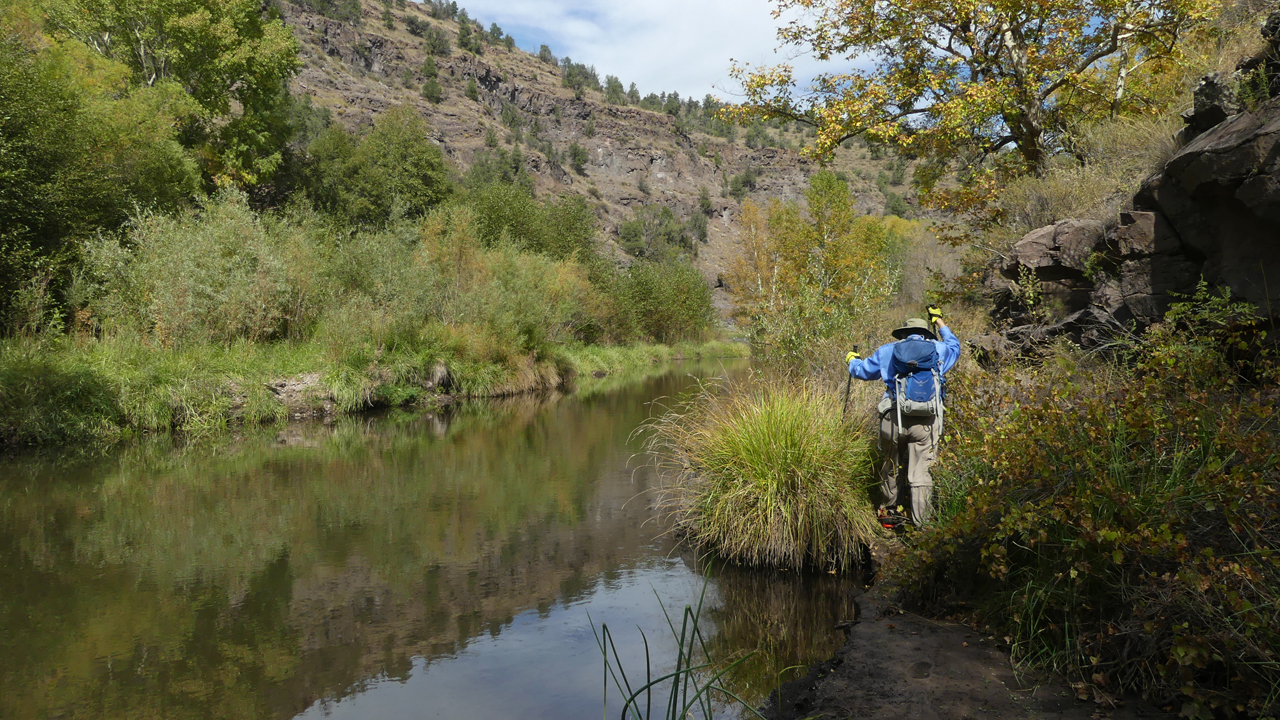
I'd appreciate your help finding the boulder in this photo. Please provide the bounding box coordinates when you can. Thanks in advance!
[1114,211,1181,257]
[985,25,1280,358]
[1180,73,1244,140]
[1135,94,1280,314]
[428,362,451,391]
[1001,219,1106,281]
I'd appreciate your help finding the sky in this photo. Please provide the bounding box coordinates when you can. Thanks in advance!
[444,0,835,101]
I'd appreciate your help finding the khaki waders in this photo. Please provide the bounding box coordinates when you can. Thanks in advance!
[877,397,943,526]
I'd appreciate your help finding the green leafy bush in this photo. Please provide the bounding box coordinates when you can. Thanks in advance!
[464,147,533,191]
[83,190,315,346]
[615,261,712,344]
[304,105,450,226]
[0,32,200,325]
[568,142,589,174]
[896,288,1280,718]
[467,183,597,259]
[421,78,443,103]
[728,167,759,201]
[618,205,695,260]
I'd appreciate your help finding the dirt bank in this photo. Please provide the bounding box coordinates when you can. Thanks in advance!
[763,553,1177,720]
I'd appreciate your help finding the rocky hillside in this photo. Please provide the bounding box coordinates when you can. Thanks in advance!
[278,0,914,309]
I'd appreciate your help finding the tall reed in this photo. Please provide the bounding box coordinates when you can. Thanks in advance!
[593,586,767,720]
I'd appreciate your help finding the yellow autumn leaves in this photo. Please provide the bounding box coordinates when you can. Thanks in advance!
[727,172,910,367]
[726,0,1218,176]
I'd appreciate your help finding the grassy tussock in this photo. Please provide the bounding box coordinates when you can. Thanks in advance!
[647,380,878,570]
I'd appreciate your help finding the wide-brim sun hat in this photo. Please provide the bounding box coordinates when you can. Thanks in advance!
[891,317,936,340]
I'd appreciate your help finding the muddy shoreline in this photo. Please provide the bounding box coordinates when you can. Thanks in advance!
[762,546,1180,720]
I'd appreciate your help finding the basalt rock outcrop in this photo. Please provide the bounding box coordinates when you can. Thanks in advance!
[982,90,1280,360]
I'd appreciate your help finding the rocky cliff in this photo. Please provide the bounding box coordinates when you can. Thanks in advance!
[280,0,913,308]
[980,13,1280,358]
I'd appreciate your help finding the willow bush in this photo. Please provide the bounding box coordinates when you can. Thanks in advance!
[647,380,879,570]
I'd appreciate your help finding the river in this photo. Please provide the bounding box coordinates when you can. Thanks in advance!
[0,361,860,719]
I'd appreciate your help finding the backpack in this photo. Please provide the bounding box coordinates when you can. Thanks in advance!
[890,338,943,427]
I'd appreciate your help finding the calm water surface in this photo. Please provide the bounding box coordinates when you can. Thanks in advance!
[0,362,859,719]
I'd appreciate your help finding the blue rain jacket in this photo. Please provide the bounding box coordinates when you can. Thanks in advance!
[848,326,961,392]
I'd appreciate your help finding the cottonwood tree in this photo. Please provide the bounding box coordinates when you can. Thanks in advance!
[43,0,299,187]
[728,0,1215,180]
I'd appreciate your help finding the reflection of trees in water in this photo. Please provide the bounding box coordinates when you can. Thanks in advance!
[699,560,862,706]
[0,369,737,720]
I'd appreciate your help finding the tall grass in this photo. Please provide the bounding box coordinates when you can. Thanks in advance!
[647,379,879,570]
[979,114,1183,257]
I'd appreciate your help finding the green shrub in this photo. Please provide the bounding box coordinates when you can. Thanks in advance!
[463,148,533,192]
[616,261,711,344]
[728,167,759,201]
[304,105,450,226]
[0,33,199,326]
[568,142,589,174]
[466,183,597,259]
[465,77,480,101]
[421,78,443,103]
[688,211,709,243]
[647,380,878,569]
[422,25,451,56]
[896,289,1280,718]
[618,205,695,261]
[457,22,482,55]
[83,190,316,346]
[884,192,910,218]
[603,75,626,104]
[560,58,601,93]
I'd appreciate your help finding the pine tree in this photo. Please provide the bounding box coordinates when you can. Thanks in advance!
[422,78,443,103]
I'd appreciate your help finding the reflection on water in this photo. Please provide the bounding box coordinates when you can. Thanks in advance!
[0,361,859,719]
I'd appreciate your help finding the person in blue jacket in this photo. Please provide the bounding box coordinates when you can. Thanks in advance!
[845,307,960,526]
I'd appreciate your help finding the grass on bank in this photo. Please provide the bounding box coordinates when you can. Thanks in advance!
[0,186,735,447]
[0,335,747,447]
[647,379,879,570]
[894,288,1280,718]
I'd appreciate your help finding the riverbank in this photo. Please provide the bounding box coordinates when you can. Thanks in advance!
[0,336,748,448]
[760,542,1179,720]
[761,568,1179,720]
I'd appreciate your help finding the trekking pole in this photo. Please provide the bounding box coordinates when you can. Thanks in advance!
[841,344,858,420]
[841,375,852,420]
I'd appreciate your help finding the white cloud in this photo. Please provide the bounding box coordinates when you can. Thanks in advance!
[442,0,833,101]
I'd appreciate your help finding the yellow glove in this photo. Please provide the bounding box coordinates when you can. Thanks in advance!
[927,305,943,324]
[845,350,860,364]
